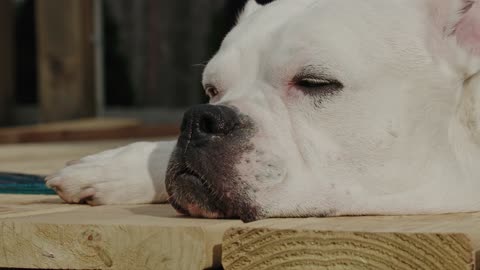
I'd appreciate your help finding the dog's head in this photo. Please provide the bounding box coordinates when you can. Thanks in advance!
[166,0,480,221]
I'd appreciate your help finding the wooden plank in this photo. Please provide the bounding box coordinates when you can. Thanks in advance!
[2,141,480,269]
[2,197,480,270]
[0,200,240,269]
[0,141,229,270]
[0,195,84,219]
[0,118,179,144]
[0,139,169,175]
[36,0,96,122]
[0,0,15,125]
[222,215,480,270]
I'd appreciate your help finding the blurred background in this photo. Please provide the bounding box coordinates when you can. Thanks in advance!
[0,0,272,144]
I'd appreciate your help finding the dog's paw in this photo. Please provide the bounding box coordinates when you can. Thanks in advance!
[45,142,173,205]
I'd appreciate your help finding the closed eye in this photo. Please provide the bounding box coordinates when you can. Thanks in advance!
[294,77,343,95]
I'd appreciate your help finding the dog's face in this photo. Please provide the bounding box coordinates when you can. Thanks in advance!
[166,0,480,221]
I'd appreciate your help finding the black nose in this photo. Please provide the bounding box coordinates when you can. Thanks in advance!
[180,105,240,146]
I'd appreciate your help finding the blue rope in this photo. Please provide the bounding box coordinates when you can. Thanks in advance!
[0,173,56,195]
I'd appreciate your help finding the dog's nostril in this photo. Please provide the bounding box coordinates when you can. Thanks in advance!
[180,104,241,143]
[199,114,219,135]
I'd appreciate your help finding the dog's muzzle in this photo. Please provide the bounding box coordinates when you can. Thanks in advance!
[165,104,260,222]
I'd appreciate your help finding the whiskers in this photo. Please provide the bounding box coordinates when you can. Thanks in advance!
[192,62,208,69]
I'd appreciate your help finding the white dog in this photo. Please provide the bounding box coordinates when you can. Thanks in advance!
[46,0,480,222]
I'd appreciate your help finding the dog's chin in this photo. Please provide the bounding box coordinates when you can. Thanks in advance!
[166,171,263,222]
[167,172,232,218]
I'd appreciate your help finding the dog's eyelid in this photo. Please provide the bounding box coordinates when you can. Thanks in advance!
[293,65,337,82]
[297,77,330,84]
[293,74,341,87]
[292,68,343,98]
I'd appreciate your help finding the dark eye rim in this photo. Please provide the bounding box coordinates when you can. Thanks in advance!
[204,84,219,98]
[293,77,343,93]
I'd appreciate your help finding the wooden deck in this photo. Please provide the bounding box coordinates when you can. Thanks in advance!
[0,140,479,269]
[0,195,237,269]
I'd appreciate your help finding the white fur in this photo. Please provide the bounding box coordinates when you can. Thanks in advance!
[48,0,480,218]
[238,0,263,22]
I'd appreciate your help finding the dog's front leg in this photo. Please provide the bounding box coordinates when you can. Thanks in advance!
[45,140,176,205]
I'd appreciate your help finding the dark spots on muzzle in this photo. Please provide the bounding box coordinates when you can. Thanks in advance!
[166,104,261,222]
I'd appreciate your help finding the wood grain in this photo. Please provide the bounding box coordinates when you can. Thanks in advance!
[2,141,480,269]
[222,214,480,270]
[223,229,472,270]
[0,199,241,269]
[3,198,480,270]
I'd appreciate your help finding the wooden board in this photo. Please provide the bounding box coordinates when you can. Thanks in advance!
[0,0,15,125]
[0,195,241,269]
[222,215,480,270]
[1,196,480,270]
[36,0,96,122]
[0,118,179,144]
[1,141,480,269]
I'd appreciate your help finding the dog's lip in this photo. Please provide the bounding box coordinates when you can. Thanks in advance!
[167,163,263,222]
[175,167,213,195]
[179,166,202,181]
[168,171,229,218]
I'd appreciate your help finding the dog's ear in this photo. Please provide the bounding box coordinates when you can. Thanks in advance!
[238,0,262,22]
[431,1,480,136]
[429,0,480,55]
[455,1,480,55]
